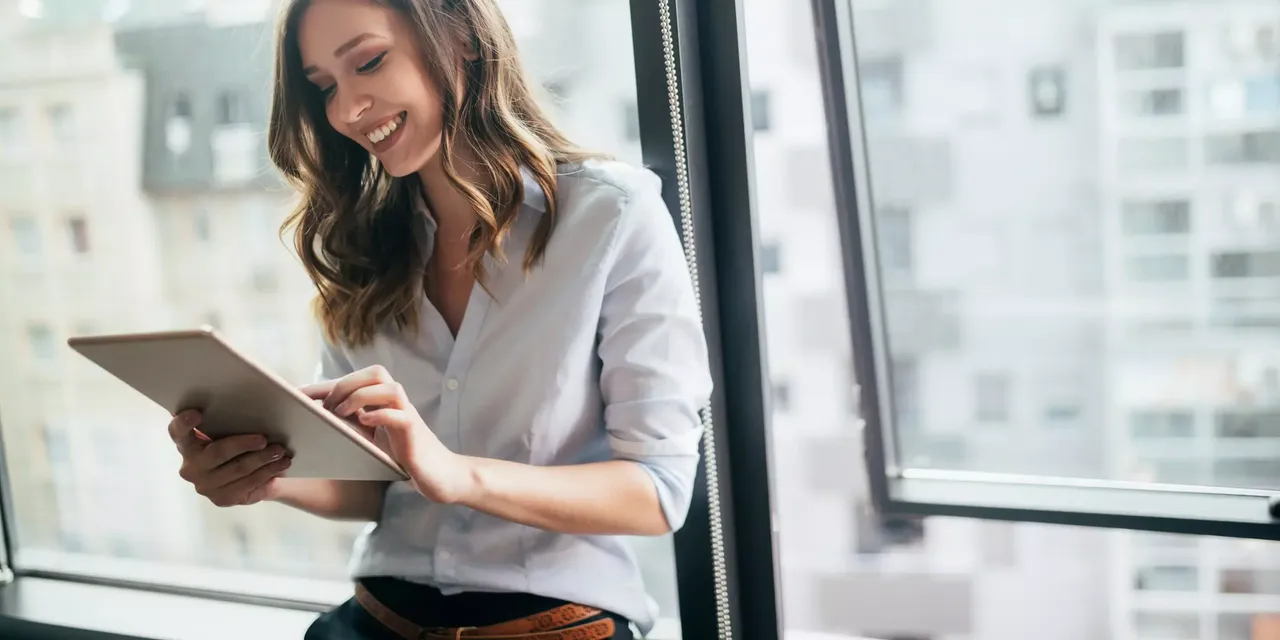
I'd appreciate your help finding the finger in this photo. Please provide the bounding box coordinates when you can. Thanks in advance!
[333,382,405,418]
[242,476,285,506]
[218,457,292,507]
[168,411,206,456]
[299,380,335,400]
[195,434,269,472]
[208,444,289,488]
[323,365,394,412]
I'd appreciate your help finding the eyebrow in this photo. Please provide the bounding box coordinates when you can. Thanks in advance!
[303,33,379,76]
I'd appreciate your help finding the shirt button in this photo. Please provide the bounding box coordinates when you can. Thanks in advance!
[445,378,459,391]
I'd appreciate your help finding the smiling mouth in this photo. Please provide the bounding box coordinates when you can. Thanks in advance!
[366,111,407,146]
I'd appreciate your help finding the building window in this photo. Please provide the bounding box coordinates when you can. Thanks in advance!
[0,107,23,154]
[974,373,1010,424]
[1122,87,1184,117]
[1115,32,1185,70]
[1122,199,1190,235]
[67,216,89,254]
[859,56,904,119]
[876,207,912,280]
[760,240,781,274]
[10,216,40,257]
[1220,569,1280,595]
[216,89,247,126]
[1028,66,1066,117]
[622,101,640,142]
[27,324,55,361]
[751,89,771,132]
[47,103,75,150]
[1134,565,1199,591]
[1215,411,1280,438]
[1205,130,1280,164]
[1211,250,1280,279]
[1131,410,1195,438]
[1125,254,1190,283]
[772,381,791,413]
[1245,76,1280,114]
[166,93,193,156]
[1118,137,1189,174]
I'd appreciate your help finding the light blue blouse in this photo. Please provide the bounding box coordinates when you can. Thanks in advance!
[314,159,713,634]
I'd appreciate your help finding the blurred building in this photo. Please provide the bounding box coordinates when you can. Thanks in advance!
[1097,3,1280,639]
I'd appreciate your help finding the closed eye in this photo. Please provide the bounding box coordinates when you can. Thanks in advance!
[357,51,387,73]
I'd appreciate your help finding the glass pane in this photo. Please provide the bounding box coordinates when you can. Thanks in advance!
[749,0,1280,638]
[1,0,676,633]
[834,0,1280,492]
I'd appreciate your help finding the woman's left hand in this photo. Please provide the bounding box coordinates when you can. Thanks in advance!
[302,365,475,504]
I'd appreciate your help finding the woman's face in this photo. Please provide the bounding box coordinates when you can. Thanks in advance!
[298,0,445,177]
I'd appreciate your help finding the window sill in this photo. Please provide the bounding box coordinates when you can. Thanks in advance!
[0,576,319,640]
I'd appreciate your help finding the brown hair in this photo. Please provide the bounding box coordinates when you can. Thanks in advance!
[268,0,595,347]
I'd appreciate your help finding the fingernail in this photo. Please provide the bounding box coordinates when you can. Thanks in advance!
[267,445,285,459]
[278,458,292,469]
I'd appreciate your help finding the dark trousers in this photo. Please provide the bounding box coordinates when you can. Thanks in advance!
[304,577,634,640]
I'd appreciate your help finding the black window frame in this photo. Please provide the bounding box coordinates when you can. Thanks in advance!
[809,0,1280,542]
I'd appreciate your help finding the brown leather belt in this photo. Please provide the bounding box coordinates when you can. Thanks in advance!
[354,583,617,640]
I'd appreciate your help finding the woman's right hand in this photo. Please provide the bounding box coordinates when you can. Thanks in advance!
[168,410,293,507]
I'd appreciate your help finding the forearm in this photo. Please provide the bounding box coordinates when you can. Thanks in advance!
[271,478,389,521]
[456,458,669,536]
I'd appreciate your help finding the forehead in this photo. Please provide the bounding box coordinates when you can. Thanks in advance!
[297,0,399,66]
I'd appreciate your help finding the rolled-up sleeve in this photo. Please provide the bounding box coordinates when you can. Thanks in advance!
[597,185,713,533]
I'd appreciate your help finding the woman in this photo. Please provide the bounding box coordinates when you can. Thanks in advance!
[164,0,712,638]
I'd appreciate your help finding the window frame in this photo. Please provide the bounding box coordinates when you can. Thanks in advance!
[810,0,1280,542]
[0,2,781,639]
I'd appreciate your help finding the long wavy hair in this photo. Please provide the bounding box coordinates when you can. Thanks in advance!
[268,0,595,347]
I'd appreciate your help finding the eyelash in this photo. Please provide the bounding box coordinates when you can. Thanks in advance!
[320,51,388,101]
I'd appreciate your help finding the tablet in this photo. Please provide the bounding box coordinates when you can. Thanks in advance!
[67,327,408,482]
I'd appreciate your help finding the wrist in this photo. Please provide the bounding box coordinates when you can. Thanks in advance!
[451,455,485,507]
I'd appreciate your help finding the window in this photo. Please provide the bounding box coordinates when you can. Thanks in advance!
[1027,66,1066,117]
[1134,611,1198,640]
[0,106,23,154]
[859,55,904,119]
[974,373,1010,424]
[1119,137,1189,173]
[1211,250,1280,279]
[1205,130,1280,164]
[216,89,247,125]
[3,4,688,635]
[1121,87,1184,117]
[27,324,55,360]
[1126,254,1190,283]
[1134,565,1199,591]
[1215,411,1280,438]
[876,207,912,280]
[760,240,781,274]
[1115,32,1185,70]
[11,215,40,256]
[47,102,75,150]
[1219,569,1280,595]
[67,216,89,254]
[1131,410,1195,438]
[750,89,771,132]
[1122,200,1190,235]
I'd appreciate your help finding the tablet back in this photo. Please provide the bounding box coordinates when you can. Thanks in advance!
[68,327,407,481]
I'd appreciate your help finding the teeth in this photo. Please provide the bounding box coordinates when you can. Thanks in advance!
[366,114,403,144]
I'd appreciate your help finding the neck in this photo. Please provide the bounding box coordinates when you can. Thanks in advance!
[416,144,484,239]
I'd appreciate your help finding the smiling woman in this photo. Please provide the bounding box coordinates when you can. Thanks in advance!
[158,0,713,639]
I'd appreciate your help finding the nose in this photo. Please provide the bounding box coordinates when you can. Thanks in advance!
[332,88,372,128]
